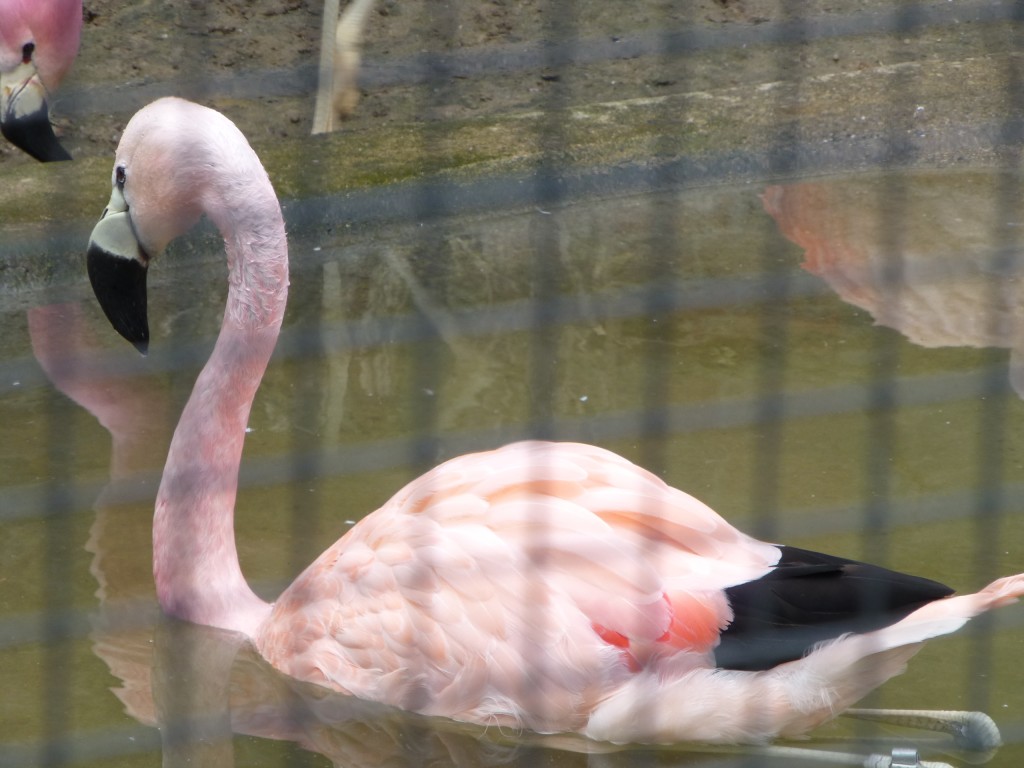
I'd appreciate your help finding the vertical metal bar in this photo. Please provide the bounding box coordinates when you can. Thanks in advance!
[861,2,923,569]
[41,387,75,767]
[283,253,326,767]
[630,2,693,754]
[517,0,578,731]
[638,6,688,479]
[749,0,809,542]
[527,4,576,440]
[967,2,1024,713]
[406,0,459,473]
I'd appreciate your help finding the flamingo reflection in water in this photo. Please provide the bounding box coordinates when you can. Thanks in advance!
[763,177,1024,398]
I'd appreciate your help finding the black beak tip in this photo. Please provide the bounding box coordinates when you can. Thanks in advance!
[1,110,72,162]
[86,242,150,351]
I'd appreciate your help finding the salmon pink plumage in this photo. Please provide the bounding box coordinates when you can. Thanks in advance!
[85,97,1024,747]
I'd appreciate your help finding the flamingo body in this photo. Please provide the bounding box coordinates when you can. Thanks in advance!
[0,0,81,160]
[259,440,778,731]
[86,97,1024,746]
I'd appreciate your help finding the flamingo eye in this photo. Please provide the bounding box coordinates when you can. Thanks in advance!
[115,166,127,189]
[21,43,34,64]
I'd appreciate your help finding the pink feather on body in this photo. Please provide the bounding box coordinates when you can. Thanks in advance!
[258,441,776,733]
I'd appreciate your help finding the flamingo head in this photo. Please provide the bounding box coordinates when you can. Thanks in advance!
[0,0,82,161]
[86,175,152,355]
[87,97,264,355]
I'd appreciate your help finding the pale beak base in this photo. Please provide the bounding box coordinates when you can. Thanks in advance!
[1,63,72,162]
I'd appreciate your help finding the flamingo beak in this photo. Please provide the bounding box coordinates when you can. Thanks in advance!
[1,60,72,162]
[87,187,150,354]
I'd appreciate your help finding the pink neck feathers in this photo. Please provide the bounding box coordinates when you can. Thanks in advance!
[153,163,288,638]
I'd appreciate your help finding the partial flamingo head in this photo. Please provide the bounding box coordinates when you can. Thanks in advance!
[86,97,276,355]
[0,0,82,161]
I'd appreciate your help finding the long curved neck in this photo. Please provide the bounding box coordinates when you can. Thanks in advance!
[154,178,288,638]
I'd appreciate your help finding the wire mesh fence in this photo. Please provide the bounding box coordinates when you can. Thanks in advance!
[3,1,1024,766]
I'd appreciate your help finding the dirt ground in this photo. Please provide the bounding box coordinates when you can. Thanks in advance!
[3,0,1022,244]
[7,0,999,165]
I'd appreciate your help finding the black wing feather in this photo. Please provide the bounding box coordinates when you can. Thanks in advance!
[714,545,954,671]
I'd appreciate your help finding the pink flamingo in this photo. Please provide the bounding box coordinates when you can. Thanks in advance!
[85,97,1024,749]
[0,0,81,161]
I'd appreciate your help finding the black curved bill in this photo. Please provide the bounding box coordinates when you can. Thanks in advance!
[86,242,150,354]
[1,101,72,162]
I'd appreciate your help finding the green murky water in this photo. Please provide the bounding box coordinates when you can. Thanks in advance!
[2,168,1024,767]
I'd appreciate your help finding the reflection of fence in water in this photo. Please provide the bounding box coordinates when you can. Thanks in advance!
[4,1,1024,766]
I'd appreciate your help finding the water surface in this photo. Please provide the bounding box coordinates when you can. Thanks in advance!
[2,167,1023,767]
